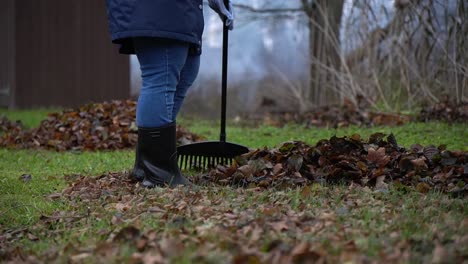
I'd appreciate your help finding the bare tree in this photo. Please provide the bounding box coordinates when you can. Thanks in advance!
[303,0,345,105]
[233,0,467,113]
[235,1,346,108]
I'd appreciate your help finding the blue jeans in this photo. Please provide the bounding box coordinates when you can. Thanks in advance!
[134,38,200,128]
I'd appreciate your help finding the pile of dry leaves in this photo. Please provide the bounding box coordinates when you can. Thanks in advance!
[418,100,468,123]
[251,97,467,128]
[0,100,203,151]
[258,107,412,128]
[0,116,23,133]
[252,97,412,128]
[196,133,467,194]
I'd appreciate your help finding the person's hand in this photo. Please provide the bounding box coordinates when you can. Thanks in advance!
[208,0,234,30]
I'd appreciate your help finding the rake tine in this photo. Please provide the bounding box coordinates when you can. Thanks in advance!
[180,155,183,169]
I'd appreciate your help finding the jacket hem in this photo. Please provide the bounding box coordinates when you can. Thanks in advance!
[112,30,201,46]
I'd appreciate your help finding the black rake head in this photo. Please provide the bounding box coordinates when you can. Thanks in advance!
[177,141,249,171]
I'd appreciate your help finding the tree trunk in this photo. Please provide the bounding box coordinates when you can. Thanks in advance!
[306,0,345,106]
[456,0,467,101]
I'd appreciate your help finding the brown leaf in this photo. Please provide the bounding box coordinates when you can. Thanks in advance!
[113,226,140,242]
[375,175,388,190]
[270,221,289,232]
[411,157,428,171]
[273,163,283,175]
[416,183,431,193]
[233,254,261,264]
[47,193,62,200]
[115,203,130,212]
[301,185,312,199]
[291,242,311,257]
[139,253,164,264]
[432,243,449,264]
[367,147,390,167]
[288,154,304,171]
[399,157,414,171]
[70,253,92,263]
[159,238,184,258]
[27,233,39,241]
[423,145,439,161]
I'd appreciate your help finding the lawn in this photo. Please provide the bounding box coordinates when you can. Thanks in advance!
[0,110,467,263]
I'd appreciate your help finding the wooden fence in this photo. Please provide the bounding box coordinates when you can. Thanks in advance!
[0,0,130,109]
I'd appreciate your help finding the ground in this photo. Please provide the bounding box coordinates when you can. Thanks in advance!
[0,110,467,263]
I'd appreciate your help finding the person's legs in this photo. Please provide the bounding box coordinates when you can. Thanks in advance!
[130,38,192,187]
[134,38,190,128]
[172,54,201,119]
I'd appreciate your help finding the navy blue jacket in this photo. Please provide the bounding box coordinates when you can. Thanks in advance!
[106,0,205,55]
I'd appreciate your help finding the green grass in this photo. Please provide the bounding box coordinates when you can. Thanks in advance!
[181,118,467,151]
[0,108,60,128]
[0,150,133,227]
[0,110,467,262]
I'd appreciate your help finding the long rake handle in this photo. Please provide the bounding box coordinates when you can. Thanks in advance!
[220,0,229,143]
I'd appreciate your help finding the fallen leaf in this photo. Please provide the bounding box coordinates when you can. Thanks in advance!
[233,254,261,264]
[47,193,62,200]
[270,221,289,232]
[367,147,390,167]
[20,174,32,183]
[416,183,431,193]
[375,175,388,190]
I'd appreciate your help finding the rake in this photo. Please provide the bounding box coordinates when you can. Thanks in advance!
[177,4,249,170]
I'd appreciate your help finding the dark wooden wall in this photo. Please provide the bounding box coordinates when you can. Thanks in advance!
[0,0,15,108]
[6,0,130,109]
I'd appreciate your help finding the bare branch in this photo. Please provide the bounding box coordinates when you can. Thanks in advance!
[233,3,304,14]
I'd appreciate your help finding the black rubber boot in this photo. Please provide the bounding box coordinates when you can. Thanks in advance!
[129,141,145,182]
[138,123,191,188]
